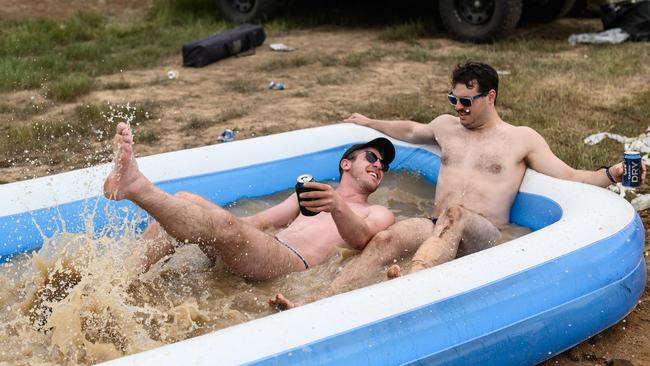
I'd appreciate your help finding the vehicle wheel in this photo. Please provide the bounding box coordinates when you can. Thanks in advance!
[521,0,576,22]
[438,0,523,43]
[215,0,277,23]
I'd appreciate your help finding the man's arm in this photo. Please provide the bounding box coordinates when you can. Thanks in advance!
[344,113,438,145]
[299,182,395,250]
[523,127,625,187]
[331,203,394,250]
[242,194,300,230]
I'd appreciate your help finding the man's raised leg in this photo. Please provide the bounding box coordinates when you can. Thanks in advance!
[138,191,235,272]
[103,123,305,280]
[409,206,501,273]
[269,218,434,312]
[327,218,435,293]
[103,122,223,254]
[137,221,176,272]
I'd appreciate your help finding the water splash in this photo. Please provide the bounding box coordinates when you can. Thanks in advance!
[0,172,529,364]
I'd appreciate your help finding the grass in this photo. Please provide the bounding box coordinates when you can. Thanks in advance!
[102,79,132,90]
[45,73,94,102]
[318,55,340,67]
[0,1,226,97]
[137,130,160,143]
[291,91,309,98]
[257,56,312,72]
[187,117,213,130]
[224,78,260,94]
[349,92,442,125]
[0,0,426,101]
[378,20,428,42]
[0,101,158,166]
[215,108,248,123]
[341,48,388,68]
[1,1,649,177]
[403,47,434,63]
[186,108,248,130]
[316,71,348,86]
[0,100,50,118]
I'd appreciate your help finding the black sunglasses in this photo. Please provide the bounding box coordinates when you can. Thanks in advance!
[362,150,389,172]
[447,91,487,107]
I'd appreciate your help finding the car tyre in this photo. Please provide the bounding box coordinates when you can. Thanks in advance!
[215,0,277,23]
[439,0,523,43]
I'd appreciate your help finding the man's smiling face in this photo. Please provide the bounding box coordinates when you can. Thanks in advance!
[347,147,385,192]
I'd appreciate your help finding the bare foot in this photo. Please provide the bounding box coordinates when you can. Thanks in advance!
[269,293,297,311]
[103,122,147,201]
[387,264,402,279]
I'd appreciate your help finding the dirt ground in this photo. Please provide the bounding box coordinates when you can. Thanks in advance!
[0,0,152,20]
[1,2,648,366]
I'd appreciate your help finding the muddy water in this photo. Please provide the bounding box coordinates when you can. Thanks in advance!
[0,171,530,365]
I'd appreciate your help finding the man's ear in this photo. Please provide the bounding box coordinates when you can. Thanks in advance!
[488,89,497,104]
[340,159,352,173]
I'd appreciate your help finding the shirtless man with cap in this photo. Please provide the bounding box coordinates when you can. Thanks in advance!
[103,122,395,281]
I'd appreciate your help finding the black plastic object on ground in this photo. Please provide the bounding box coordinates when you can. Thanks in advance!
[182,24,266,67]
[601,0,650,41]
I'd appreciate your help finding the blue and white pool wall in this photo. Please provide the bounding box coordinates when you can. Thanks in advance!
[0,123,644,365]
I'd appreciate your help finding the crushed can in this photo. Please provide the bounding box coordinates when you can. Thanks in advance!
[218,129,235,142]
[268,81,286,90]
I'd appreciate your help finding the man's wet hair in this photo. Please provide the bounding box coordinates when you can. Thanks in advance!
[451,61,499,105]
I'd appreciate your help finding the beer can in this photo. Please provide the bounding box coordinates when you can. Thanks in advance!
[295,174,318,216]
[623,151,642,188]
[268,81,286,90]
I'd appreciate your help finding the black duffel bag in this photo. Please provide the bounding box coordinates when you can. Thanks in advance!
[182,24,266,67]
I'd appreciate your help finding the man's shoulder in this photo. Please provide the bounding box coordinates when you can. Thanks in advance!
[503,123,540,138]
[367,203,394,217]
[367,203,395,227]
[517,125,545,140]
[431,114,459,131]
[504,124,547,153]
[367,202,391,212]
[433,113,458,124]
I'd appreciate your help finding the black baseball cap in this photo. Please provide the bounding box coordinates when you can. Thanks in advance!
[338,137,396,176]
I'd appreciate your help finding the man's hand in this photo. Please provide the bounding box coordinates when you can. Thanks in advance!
[298,182,342,214]
[610,162,624,183]
[344,113,372,127]
[610,161,647,185]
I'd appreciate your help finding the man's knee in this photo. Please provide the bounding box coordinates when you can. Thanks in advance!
[441,205,464,224]
[175,191,198,201]
[369,230,393,248]
[368,227,424,262]
[363,229,401,264]
[434,206,465,232]
[205,208,234,233]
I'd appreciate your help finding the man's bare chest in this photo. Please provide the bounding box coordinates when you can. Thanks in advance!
[439,137,519,175]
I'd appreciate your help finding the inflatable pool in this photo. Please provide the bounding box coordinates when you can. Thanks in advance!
[0,123,645,365]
